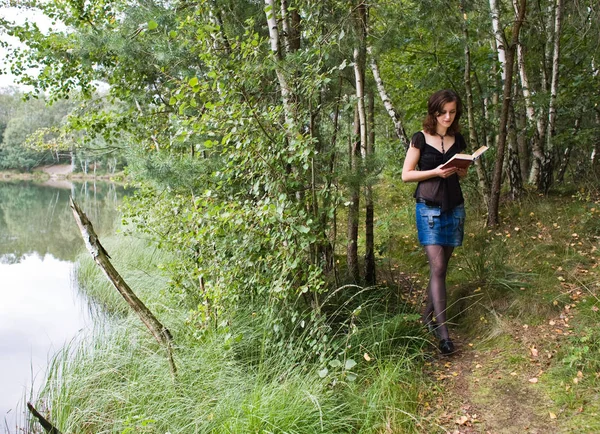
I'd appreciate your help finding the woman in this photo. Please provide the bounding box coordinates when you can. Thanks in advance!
[402,89,468,355]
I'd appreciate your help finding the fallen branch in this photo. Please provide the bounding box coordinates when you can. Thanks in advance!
[27,402,61,434]
[69,197,177,377]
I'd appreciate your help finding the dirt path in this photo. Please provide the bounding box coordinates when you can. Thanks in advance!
[427,332,557,433]
[423,312,582,433]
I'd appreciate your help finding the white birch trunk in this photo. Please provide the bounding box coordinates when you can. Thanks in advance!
[265,0,280,56]
[280,0,290,53]
[367,46,409,148]
[354,47,367,159]
[546,0,563,152]
[490,0,506,80]
[264,0,295,131]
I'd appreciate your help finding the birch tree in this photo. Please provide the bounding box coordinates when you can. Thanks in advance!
[264,0,296,133]
[347,0,368,283]
[461,3,490,202]
[367,46,409,149]
[538,0,564,193]
[488,0,527,226]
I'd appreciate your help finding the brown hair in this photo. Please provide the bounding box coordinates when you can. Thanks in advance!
[422,89,463,136]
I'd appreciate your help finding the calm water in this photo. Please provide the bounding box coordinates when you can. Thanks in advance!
[0,180,125,432]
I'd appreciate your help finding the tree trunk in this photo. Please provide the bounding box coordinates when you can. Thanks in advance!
[347,0,368,283]
[507,94,523,199]
[538,0,563,193]
[364,91,376,285]
[321,76,343,273]
[489,0,502,129]
[513,0,545,185]
[264,0,295,132]
[461,4,490,203]
[556,117,580,183]
[347,108,361,283]
[279,0,301,52]
[367,46,409,149]
[209,0,231,54]
[27,402,62,434]
[514,86,530,180]
[473,71,493,151]
[280,0,291,53]
[490,0,507,81]
[289,6,301,51]
[487,0,527,227]
[593,109,600,172]
[70,198,177,377]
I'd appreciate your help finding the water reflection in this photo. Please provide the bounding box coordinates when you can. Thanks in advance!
[0,180,124,262]
[0,180,126,432]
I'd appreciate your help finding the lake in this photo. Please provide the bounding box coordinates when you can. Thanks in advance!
[0,180,125,433]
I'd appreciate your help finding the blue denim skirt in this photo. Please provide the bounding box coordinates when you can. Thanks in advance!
[415,202,465,246]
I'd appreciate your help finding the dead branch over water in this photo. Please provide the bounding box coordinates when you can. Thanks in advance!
[69,197,177,377]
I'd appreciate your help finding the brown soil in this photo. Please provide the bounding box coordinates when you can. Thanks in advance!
[420,297,598,434]
[424,329,558,433]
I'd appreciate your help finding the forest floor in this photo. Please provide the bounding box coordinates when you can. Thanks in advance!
[426,320,565,433]
[379,181,600,433]
[415,211,600,433]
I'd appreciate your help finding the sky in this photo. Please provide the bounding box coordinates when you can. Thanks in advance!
[0,6,58,89]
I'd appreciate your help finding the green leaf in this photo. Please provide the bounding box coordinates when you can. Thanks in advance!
[345,359,357,370]
[329,359,342,368]
[148,20,158,30]
[188,77,199,87]
[318,368,328,378]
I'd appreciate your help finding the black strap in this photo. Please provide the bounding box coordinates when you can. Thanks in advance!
[416,198,440,207]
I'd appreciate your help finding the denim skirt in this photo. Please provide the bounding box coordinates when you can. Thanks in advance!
[415,202,465,247]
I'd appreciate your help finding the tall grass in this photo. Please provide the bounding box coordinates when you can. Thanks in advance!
[31,234,433,434]
[74,235,172,317]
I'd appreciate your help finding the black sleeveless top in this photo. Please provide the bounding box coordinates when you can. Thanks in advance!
[411,131,466,212]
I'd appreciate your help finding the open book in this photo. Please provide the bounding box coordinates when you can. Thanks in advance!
[440,146,489,170]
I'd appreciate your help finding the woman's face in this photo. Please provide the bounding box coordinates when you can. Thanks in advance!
[436,101,457,130]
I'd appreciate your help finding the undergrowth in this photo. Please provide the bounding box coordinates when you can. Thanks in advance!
[31,236,435,433]
[29,178,600,433]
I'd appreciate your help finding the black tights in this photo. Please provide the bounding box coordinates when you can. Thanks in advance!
[422,245,454,340]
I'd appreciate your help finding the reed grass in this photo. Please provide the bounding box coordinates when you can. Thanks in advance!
[32,233,431,433]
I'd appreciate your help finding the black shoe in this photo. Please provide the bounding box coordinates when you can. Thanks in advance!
[425,322,441,339]
[439,339,455,355]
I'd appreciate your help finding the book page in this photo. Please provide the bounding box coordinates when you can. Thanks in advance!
[472,146,489,159]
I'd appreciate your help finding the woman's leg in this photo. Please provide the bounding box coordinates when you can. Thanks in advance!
[423,245,454,340]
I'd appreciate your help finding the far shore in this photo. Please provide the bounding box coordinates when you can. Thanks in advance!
[0,164,127,185]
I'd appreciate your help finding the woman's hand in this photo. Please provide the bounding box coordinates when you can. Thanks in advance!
[456,167,468,178]
[435,165,458,179]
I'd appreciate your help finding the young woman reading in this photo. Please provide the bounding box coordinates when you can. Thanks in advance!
[402,89,468,355]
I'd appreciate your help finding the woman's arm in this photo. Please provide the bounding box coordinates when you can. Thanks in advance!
[401,146,458,182]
